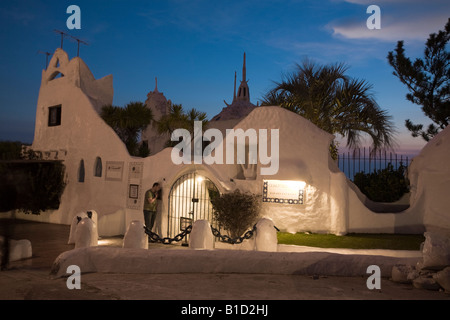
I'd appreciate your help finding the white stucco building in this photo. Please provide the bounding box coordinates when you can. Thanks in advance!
[6,48,430,237]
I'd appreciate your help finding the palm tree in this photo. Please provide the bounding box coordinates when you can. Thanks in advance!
[101,101,153,156]
[261,60,396,156]
[156,102,208,147]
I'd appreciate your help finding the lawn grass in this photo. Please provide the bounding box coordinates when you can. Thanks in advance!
[277,232,425,250]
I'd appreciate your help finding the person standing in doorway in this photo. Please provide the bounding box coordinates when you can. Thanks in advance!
[143,182,161,231]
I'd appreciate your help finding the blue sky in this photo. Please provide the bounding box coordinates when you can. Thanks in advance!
[0,0,448,155]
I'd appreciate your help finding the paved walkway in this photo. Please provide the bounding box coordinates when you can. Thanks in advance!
[1,219,449,302]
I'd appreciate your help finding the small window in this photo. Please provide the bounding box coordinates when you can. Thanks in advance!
[94,157,102,177]
[78,159,85,183]
[48,105,62,127]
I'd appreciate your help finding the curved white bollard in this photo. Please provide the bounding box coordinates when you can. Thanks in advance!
[255,218,278,252]
[68,212,88,244]
[86,210,98,226]
[69,210,99,245]
[75,217,98,249]
[123,220,148,249]
[189,220,214,250]
[8,239,32,262]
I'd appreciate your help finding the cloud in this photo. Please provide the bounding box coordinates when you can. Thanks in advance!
[264,34,387,67]
[329,1,449,42]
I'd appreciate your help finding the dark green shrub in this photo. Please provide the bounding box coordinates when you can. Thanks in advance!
[0,161,66,214]
[353,163,409,202]
[0,141,26,160]
[0,163,17,212]
[210,189,260,239]
[23,161,67,214]
[137,140,150,158]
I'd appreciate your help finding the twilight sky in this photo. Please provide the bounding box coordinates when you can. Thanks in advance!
[0,0,448,155]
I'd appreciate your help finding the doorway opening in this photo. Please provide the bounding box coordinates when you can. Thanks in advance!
[167,172,220,238]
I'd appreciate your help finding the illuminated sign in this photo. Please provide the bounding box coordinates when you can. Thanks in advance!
[262,180,305,204]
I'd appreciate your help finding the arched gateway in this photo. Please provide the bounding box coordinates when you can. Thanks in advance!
[167,172,220,238]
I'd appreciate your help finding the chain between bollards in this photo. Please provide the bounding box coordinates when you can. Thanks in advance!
[143,225,192,245]
[143,223,279,245]
[210,224,257,245]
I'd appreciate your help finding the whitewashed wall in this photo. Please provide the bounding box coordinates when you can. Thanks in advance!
[12,49,429,236]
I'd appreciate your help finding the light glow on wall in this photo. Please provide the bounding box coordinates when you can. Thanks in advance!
[98,238,118,246]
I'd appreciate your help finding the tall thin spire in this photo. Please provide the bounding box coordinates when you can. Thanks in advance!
[219,52,256,113]
[154,77,159,92]
[242,52,246,82]
[233,71,237,102]
[236,52,250,102]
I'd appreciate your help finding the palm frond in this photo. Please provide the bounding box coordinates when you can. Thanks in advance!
[264,59,396,151]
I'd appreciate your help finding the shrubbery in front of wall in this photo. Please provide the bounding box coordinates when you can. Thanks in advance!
[0,161,66,214]
[0,141,26,160]
[353,163,409,203]
[210,189,261,239]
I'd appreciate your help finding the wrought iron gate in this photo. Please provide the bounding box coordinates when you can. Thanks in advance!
[167,172,220,238]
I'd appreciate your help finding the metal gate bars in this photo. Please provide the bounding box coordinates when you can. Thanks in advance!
[167,172,220,238]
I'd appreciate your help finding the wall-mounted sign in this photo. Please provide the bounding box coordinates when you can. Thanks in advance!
[262,180,305,204]
[126,162,144,210]
[105,161,124,181]
[129,184,139,199]
[129,163,143,179]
